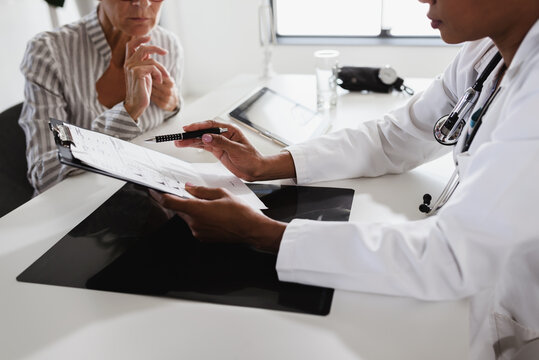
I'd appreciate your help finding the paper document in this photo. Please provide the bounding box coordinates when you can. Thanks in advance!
[65,124,266,210]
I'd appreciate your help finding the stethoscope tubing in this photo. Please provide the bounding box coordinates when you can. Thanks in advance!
[421,51,503,215]
[426,168,460,216]
[433,52,502,146]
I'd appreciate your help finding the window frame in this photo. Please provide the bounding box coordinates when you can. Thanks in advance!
[270,0,447,47]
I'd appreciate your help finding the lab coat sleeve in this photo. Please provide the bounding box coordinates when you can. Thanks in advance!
[286,41,490,184]
[276,52,539,301]
[277,137,539,300]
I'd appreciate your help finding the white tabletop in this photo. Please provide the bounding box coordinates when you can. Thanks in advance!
[0,74,467,360]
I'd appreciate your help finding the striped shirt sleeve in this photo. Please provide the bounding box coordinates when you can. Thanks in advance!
[91,102,142,138]
[18,34,82,193]
[18,18,183,194]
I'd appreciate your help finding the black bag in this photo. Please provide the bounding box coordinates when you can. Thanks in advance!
[337,66,414,95]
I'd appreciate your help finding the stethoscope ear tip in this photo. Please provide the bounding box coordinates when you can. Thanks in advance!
[419,193,432,214]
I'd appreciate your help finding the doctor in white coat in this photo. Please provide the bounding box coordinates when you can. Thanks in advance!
[151,0,539,359]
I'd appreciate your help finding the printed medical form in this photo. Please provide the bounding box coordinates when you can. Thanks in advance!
[65,123,266,210]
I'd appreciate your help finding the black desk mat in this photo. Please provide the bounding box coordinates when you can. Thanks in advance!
[17,183,354,316]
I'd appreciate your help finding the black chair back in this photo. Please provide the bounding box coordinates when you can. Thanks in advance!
[0,103,34,217]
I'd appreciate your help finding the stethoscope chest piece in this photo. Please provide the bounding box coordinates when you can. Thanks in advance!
[432,52,502,147]
[433,114,465,145]
[420,51,503,215]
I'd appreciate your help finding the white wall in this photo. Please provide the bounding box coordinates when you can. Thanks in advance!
[161,0,263,98]
[0,0,81,111]
[162,0,461,99]
[1,0,460,111]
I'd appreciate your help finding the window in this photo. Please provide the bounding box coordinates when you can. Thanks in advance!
[272,0,441,45]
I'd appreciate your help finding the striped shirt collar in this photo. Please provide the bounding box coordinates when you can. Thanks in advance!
[84,8,111,63]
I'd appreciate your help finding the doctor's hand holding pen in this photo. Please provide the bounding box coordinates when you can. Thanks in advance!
[150,119,295,252]
[174,120,296,181]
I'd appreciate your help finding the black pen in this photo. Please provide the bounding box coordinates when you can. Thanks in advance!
[145,127,228,143]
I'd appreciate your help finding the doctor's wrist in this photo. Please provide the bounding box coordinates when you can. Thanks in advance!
[249,217,286,254]
[257,152,296,181]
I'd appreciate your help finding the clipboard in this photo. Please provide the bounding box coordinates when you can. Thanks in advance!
[48,118,266,209]
[49,118,129,182]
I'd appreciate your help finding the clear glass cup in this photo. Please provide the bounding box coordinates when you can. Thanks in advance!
[314,50,340,111]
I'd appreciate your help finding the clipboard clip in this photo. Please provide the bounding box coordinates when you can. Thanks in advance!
[49,121,74,147]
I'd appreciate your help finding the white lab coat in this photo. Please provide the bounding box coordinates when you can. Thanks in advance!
[277,20,539,360]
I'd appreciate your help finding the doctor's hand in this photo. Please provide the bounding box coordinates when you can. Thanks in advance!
[174,120,297,182]
[124,36,168,121]
[149,184,287,253]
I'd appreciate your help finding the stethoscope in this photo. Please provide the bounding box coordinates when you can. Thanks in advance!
[419,51,503,215]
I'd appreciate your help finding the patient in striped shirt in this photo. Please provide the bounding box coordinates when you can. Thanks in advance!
[19,0,183,194]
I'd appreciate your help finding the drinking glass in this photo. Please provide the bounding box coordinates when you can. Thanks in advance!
[314,50,340,111]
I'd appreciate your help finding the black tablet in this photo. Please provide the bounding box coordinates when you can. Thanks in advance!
[229,87,329,146]
[17,183,355,316]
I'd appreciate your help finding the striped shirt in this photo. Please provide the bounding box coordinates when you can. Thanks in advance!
[19,8,183,194]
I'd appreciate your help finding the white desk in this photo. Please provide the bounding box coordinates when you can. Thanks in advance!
[0,74,467,360]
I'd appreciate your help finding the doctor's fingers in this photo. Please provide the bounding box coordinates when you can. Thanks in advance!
[173,132,240,151]
[173,211,225,242]
[153,188,230,213]
[185,185,231,201]
[173,138,205,149]
[183,121,247,142]
[150,191,200,214]
[199,133,255,158]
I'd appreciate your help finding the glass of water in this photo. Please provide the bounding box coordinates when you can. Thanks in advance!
[314,50,340,111]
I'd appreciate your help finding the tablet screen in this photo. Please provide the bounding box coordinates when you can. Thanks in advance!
[17,182,355,316]
[229,87,328,146]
